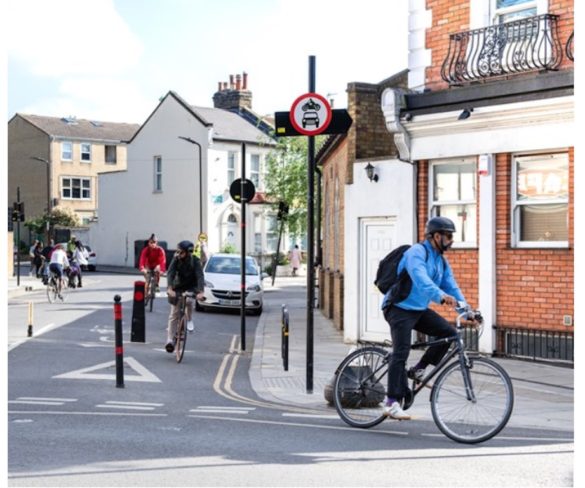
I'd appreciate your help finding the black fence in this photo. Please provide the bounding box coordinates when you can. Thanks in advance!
[441,14,562,85]
[494,326,573,364]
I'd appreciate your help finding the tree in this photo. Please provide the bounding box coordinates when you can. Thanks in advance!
[24,206,81,241]
[264,137,310,239]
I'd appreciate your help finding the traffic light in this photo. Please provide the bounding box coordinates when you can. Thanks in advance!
[277,201,289,221]
[11,201,25,222]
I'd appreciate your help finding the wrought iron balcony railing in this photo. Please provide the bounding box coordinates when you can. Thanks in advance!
[441,14,563,85]
[566,31,574,61]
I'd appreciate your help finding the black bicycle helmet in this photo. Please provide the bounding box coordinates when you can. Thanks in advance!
[177,240,195,253]
[425,216,456,236]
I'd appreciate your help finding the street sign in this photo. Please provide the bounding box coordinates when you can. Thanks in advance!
[289,93,332,136]
[275,109,352,137]
[229,178,256,203]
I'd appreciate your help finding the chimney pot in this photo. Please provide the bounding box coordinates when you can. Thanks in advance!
[235,74,241,90]
[242,72,248,90]
[218,82,222,92]
[229,74,234,89]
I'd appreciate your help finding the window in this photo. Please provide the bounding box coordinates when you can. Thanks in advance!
[430,160,477,246]
[227,152,236,185]
[62,177,91,200]
[493,0,537,23]
[250,154,260,188]
[266,214,278,253]
[81,143,92,162]
[154,156,162,192]
[61,142,73,161]
[105,145,117,164]
[512,153,568,247]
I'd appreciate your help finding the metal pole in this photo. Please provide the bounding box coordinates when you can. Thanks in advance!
[178,136,203,236]
[306,55,316,394]
[240,142,247,351]
[16,186,21,286]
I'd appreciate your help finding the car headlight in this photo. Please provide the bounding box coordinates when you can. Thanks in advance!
[246,284,261,292]
[204,280,214,288]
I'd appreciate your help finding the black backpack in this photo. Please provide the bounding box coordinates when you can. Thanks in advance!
[374,243,428,299]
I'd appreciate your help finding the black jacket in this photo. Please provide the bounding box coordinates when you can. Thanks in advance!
[167,254,205,293]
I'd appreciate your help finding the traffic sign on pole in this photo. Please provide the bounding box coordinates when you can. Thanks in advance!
[229,178,256,203]
[289,93,332,136]
[275,109,352,137]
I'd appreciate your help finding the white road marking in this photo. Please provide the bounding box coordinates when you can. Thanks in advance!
[16,397,77,402]
[9,397,78,406]
[190,406,255,415]
[96,404,156,411]
[8,410,167,417]
[52,356,162,383]
[282,413,341,419]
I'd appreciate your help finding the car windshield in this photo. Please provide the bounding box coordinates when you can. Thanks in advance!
[206,256,258,276]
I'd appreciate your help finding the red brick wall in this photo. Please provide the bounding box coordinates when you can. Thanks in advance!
[424,0,574,90]
[495,151,574,330]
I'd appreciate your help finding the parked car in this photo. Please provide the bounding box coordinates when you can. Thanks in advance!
[197,253,264,315]
[57,242,97,271]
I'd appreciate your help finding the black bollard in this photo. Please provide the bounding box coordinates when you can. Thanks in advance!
[131,281,146,343]
[114,295,124,388]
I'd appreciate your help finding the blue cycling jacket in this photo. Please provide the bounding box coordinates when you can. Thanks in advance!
[381,239,466,311]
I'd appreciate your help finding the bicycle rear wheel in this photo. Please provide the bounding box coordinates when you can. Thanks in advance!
[333,346,389,428]
[431,357,514,444]
[175,318,187,363]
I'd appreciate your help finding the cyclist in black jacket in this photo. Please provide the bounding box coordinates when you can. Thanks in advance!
[165,240,205,353]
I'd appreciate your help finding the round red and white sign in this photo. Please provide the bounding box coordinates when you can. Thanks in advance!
[289,93,332,136]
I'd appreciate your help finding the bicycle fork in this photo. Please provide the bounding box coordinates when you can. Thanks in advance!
[459,352,477,403]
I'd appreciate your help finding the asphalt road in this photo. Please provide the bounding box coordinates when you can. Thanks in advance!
[7,272,575,487]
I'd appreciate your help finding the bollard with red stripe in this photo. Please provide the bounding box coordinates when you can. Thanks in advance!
[131,281,146,343]
[114,295,124,388]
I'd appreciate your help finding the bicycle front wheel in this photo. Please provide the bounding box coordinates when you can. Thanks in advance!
[175,318,187,363]
[333,346,389,428]
[431,357,514,444]
[46,283,58,303]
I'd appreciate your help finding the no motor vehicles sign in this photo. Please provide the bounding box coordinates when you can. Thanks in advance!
[289,92,332,136]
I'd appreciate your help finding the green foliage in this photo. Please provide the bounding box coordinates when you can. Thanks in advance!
[24,206,81,237]
[264,137,323,239]
[220,242,238,254]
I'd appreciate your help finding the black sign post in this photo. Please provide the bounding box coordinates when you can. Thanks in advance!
[274,56,352,394]
[229,150,256,352]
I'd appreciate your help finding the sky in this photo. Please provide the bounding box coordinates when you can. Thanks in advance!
[5,0,409,124]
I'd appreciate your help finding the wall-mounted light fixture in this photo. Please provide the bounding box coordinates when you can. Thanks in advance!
[364,162,379,182]
[457,108,474,120]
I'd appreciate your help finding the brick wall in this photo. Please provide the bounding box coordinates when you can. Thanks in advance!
[418,151,574,332]
[424,0,574,90]
[495,151,574,330]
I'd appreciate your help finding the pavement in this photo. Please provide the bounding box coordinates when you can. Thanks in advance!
[7,266,575,434]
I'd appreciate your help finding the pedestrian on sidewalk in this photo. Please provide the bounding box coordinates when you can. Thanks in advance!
[31,241,44,278]
[289,245,302,277]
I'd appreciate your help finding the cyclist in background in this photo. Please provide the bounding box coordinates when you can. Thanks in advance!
[165,240,205,353]
[48,244,70,297]
[139,234,166,293]
[381,216,472,421]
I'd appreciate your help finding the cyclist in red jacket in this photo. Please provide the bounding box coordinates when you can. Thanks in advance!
[139,234,166,293]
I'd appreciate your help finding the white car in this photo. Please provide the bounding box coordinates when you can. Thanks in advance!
[197,253,264,315]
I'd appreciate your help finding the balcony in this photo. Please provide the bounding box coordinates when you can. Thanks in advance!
[566,31,574,61]
[441,14,563,85]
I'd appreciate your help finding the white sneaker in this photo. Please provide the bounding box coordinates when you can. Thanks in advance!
[187,320,194,332]
[383,401,411,420]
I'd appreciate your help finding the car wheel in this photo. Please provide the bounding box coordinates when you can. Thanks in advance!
[253,306,263,316]
[195,301,204,312]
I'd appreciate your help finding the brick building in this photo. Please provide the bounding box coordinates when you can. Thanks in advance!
[379,0,574,360]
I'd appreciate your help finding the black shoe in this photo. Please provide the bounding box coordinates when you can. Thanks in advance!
[407,367,425,383]
[78,283,82,288]
[165,341,175,353]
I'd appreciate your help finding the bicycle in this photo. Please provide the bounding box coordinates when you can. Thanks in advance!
[332,306,514,444]
[46,271,68,303]
[172,291,197,363]
[144,269,157,312]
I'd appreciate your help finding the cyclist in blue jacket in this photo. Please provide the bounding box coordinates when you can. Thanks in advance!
[381,216,469,420]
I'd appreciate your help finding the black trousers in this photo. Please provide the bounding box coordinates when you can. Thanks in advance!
[383,305,457,400]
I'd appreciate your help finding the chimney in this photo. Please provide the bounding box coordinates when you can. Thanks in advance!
[213,72,253,110]
[218,82,222,92]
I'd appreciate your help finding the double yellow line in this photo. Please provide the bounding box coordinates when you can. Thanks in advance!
[213,335,326,415]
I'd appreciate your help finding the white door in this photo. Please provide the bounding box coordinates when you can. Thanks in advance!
[360,218,396,342]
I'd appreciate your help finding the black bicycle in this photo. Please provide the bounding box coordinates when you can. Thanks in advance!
[173,291,196,363]
[332,307,514,444]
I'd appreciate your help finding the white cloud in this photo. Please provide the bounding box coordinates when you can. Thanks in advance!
[7,0,143,77]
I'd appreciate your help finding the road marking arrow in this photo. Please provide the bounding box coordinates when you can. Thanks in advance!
[52,356,161,383]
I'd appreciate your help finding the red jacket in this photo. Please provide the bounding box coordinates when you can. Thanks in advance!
[139,245,166,272]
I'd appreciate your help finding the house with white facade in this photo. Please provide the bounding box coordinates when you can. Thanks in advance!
[93,88,276,268]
